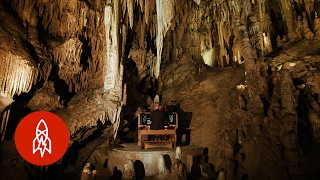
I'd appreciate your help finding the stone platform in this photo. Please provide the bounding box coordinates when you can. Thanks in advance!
[107,143,203,177]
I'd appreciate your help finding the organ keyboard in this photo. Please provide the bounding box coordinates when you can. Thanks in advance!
[138,107,178,149]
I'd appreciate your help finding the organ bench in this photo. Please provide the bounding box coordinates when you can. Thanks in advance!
[138,110,178,149]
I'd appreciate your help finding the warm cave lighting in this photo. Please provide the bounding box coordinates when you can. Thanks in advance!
[263,33,272,54]
[234,50,244,64]
[0,54,37,98]
[201,49,214,67]
[290,62,296,67]
[237,84,247,91]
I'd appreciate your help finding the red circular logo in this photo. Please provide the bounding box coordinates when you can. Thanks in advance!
[14,111,70,166]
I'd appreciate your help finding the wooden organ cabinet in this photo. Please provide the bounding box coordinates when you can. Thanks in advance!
[138,106,178,149]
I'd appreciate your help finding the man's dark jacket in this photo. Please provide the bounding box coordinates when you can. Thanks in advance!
[150,109,164,130]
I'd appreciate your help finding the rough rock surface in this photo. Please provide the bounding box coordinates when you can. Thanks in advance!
[1,0,320,179]
[27,81,62,111]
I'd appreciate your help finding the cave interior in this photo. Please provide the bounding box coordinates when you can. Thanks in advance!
[1,0,320,179]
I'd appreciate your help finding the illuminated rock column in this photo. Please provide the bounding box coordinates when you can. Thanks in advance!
[104,1,125,139]
[155,0,174,78]
[104,1,120,94]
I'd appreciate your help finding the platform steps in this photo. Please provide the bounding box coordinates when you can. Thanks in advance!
[142,140,175,149]
[199,162,218,179]
[186,153,218,179]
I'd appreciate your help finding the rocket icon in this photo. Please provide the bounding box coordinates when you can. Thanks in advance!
[32,119,52,158]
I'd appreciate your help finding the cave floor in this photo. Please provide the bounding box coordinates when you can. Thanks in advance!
[0,138,212,180]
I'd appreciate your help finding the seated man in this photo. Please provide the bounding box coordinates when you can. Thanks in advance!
[150,105,165,140]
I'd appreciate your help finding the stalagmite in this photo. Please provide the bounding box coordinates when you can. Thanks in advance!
[113,105,122,139]
[122,83,127,106]
[91,170,97,180]
[276,35,284,47]
[238,95,246,109]
[235,19,258,98]
[80,163,97,180]
[122,159,135,179]
[280,70,296,114]
[157,154,170,179]
[0,106,12,141]
[217,171,226,180]
[80,163,91,180]
[175,146,182,160]
[309,109,320,142]
[171,146,187,180]
[296,15,304,39]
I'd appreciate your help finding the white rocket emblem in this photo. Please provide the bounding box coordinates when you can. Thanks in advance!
[32,119,51,158]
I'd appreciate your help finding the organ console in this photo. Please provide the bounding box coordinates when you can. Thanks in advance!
[138,106,178,149]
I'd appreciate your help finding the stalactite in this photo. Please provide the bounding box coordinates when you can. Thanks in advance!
[200,29,215,66]
[144,0,156,23]
[248,13,263,54]
[304,0,315,24]
[138,0,144,12]
[155,0,174,78]
[51,38,83,86]
[122,0,134,29]
[263,33,272,54]
[193,0,201,5]
[217,23,225,66]
[303,12,314,40]
[104,1,126,138]
[146,49,157,77]
[295,15,302,39]
[6,0,129,140]
[279,0,298,41]
[232,37,242,63]
[260,11,273,54]
[209,1,239,67]
[104,1,120,92]
[0,53,38,98]
[314,12,320,40]
[243,0,253,17]
[257,0,266,21]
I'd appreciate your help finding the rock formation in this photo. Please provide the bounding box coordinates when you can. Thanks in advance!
[1,0,320,179]
[156,154,170,180]
[122,159,136,180]
[80,163,97,180]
